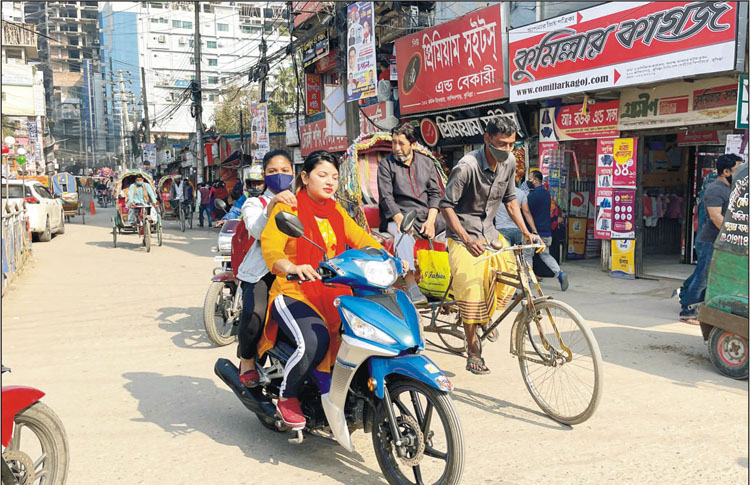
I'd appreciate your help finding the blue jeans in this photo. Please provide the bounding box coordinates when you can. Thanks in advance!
[681,240,714,315]
[199,203,212,227]
[497,227,534,267]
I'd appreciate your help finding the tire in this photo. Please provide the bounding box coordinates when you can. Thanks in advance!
[144,220,151,253]
[372,378,465,485]
[433,308,466,355]
[203,281,238,346]
[113,223,118,248]
[187,207,193,230]
[57,212,65,234]
[81,210,85,225]
[707,327,748,379]
[39,217,52,242]
[516,299,603,425]
[157,223,163,247]
[5,401,69,485]
[179,205,186,232]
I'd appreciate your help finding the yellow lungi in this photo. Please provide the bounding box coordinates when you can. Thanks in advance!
[447,236,517,325]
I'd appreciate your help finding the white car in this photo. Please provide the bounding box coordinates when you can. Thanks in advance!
[2,180,65,241]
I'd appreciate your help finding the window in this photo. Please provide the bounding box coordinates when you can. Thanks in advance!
[206,41,217,48]
[160,18,168,24]
[150,17,159,23]
[190,58,194,65]
[172,20,181,28]
[217,23,229,32]
[208,58,217,66]
[182,21,192,29]
[190,75,195,81]
[208,76,218,84]
[189,39,194,47]
[68,49,80,59]
[203,4,212,13]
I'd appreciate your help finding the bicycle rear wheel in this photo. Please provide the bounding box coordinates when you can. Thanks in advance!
[179,205,185,232]
[187,206,193,229]
[515,299,602,425]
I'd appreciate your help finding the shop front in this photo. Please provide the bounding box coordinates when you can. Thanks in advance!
[299,118,348,171]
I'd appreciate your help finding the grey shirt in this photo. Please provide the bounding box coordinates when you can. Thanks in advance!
[697,179,731,243]
[495,186,527,230]
[377,151,443,228]
[439,147,516,242]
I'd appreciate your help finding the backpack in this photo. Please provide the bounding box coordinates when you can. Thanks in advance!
[231,197,269,278]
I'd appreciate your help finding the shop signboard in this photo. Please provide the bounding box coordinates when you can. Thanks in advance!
[611,239,636,279]
[509,1,739,102]
[569,191,589,218]
[431,105,523,145]
[611,188,636,239]
[594,139,614,239]
[346,2,377,101]
[316,48,338,73]
[420,118,440,147]
[737,74,749,129]
[395,4,504,115]
[618,76,738,130]
[305,73,322,115]
[359,101,396,136]
[301,32,329,68]
[546,101,620,141]
[299,119,348,156]
[612,137,636,188]
[567,217,587,259]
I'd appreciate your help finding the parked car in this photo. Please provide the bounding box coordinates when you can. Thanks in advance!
[1,180,65,241]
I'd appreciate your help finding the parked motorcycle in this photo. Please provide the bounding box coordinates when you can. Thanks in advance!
[203,199,242,346]
[215,210,465,485]
[1,365,69,485]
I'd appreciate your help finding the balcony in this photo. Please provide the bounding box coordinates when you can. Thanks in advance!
[1,22,39,58]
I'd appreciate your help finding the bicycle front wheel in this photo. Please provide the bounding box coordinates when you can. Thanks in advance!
[179,206,186,232]
[515,299,602,425]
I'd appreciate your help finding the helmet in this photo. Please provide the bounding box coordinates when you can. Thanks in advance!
[246,164,263,182]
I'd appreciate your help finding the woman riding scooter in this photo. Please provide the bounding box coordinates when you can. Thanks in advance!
[258,150,384,429]
[236,151,297,388]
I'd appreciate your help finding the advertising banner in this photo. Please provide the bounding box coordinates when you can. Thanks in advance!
[395,4,504,115]
[611,239,636,279]
[569,191,589,218]
[611,188,636,239]
[618,76,737,130]
[305,73,322,115]
[737,74,749,129]
[725,134,747,162]
[299,119,348,156]
[612,137,636,188]
[285,117,305,146]
[359,101,396,136]
[346,2,377,101]
[301,32,329,68]
[594,139,614,239]
[509,1,739,102]
[567,217,588,259]
[251,103,270,163]
[142,144,156,167]
[552,101,619,141]
[715,165,749,253]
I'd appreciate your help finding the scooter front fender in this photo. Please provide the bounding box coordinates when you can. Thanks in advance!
[211,271,236,283]
[1,386,45,447]
[369,354,453,399]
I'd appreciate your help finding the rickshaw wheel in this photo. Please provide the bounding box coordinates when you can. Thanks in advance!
[157,223,163,247]
[112,224,117,248]
[707,327,748,380]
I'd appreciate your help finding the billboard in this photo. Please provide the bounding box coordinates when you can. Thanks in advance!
[346,2,377,101]
[509,1,739,101]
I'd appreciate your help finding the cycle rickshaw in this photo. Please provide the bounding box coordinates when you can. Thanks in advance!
[112,169,163,252]
[51,172,85,224]
[158,174,194,232]
[336,133,603,425]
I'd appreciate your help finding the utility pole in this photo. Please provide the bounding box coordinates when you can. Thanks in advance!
[118,71,132,169]
[141,67,151,145]
[337,3,360,145]
[86,59,96,170]
[193,1,205,182]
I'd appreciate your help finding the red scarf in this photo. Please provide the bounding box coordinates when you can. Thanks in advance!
[295,189,350,326]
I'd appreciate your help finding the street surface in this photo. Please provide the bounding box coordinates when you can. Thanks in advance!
[2,206,747,484]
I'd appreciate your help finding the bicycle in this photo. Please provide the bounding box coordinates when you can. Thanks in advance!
[177,200,193,232]
[418,242,603,425]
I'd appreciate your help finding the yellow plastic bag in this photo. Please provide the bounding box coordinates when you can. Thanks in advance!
[417,246,451,298]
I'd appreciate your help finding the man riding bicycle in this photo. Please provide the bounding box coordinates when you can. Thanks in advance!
[171,174,194,217]
[439,117,544,375]
[127,175,158,225]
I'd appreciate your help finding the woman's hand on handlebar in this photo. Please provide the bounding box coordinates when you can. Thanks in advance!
[287,263,321,281]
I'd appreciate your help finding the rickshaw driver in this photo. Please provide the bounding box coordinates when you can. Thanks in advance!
[439,117,545,375]
[127,175,158,225]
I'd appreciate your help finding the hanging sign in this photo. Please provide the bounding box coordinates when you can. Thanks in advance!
[594,139,614,240]
[509,1,739,102]
[305,73,323,115]
[301,32,329,68]
[618,76,737,130]
[250,103,270,163]
[395,4,504,115]
[612,137,636,188]
[611,188,636,239]
[737,74,749,130]
[346,1,377,101]
[611,239,636,279]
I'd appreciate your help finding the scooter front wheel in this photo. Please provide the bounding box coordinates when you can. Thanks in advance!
[372,378,464,485]
[203,281,238,346]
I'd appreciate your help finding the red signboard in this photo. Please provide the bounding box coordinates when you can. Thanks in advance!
[316,47,338,73]
[420,118,439,147]
[509,1,738,101]
[293,2,323,28]
[677,131,720,145]
[359,102,392,136]
[395,4,504,115]
[299,119,348,157]
[554,100,619,140]
[305,73,322,116]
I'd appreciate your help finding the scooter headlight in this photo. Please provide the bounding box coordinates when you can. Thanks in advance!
[341,307,396,345]
[354,259,398,288]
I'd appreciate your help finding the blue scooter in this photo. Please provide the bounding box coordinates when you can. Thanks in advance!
[215,210,465,485]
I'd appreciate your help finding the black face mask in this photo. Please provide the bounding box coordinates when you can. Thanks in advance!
[727,175,733,185]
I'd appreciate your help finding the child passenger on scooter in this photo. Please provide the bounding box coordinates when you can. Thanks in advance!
[236,150,298,388]
[258,151,383,429]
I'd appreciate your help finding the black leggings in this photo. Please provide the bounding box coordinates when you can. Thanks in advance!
[236,272,276,360]
[271,295,329,399]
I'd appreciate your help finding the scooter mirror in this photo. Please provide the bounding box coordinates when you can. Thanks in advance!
[400,209,418,234]
[214,198,228,212]
[275,211,305,238]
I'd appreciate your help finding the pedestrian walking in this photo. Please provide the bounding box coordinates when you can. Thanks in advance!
[196,182,212,227]
[527,170,569,291]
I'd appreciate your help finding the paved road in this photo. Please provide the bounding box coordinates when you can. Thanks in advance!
[2,206,747,484]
